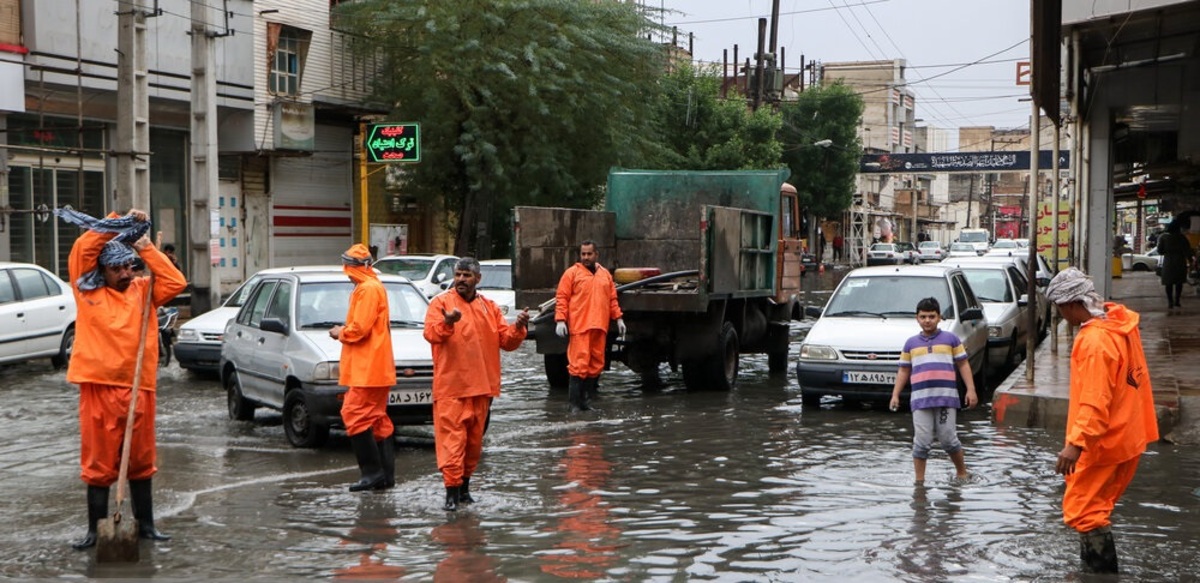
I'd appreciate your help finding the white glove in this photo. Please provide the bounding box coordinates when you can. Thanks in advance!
[616,318,626,337]
[556,321,568,338]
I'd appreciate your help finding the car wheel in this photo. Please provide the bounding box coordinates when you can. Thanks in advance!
[226,370,257,421]
[283,390,330,448]
[51,326,75,370]
[682,322,739,391]
[543,353,569,390]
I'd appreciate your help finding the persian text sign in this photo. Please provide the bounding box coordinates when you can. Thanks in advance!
[860,151,1069,173]
[366,123,421,163]
[1035,201,1071,270]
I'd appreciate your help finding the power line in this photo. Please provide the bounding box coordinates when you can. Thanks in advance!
[665,0,891,26]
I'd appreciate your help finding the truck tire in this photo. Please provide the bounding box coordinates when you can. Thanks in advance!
[544,353,570,390]
[682,322,739,391]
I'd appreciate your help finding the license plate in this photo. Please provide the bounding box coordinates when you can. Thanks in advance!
[842,371,896,384]
[388,388,432,405]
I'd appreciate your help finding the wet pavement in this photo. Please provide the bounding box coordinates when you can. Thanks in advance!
[1,269,1198,580]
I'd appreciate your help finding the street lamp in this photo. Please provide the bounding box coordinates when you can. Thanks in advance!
[813,139,833,148]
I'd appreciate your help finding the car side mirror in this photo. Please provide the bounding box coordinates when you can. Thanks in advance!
[1037,277,1050,287]
[804,305,824,319]
[1017,294,1029,307]
[260,318,289,335]
[433,273,446,284]
[960,307,984,321]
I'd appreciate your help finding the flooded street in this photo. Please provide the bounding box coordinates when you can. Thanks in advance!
[2,271,1199,581]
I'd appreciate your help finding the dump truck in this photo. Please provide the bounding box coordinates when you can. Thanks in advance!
[513,168,804,391]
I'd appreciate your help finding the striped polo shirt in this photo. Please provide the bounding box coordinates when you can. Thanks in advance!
[898,330,966,410]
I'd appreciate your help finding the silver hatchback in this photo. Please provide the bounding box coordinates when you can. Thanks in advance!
[220,270,434,447]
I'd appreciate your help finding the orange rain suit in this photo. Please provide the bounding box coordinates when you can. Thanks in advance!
[338,263,397,440]
[555,263,622,378]
[424,289,526,487]
[1062,302,1159,533]
[68,226,187,487]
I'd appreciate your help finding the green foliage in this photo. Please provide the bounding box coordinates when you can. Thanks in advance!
[653,65,782,170]
[778,83,864,218]
[337,0,666,255]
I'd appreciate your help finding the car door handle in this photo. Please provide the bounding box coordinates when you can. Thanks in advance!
[257,337,266,345]
[15,313,23,318]
[59,305,66,311]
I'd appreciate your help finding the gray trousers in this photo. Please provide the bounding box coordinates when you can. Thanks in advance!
[911,407,962,459]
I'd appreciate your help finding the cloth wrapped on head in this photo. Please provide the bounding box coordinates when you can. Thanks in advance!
[99,239,138,268]
[55,208,150,291]
[1046,267,1106,317]
[341,243,373,267]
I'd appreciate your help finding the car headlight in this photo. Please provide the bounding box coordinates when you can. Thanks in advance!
[313,361,340,380]
[177,329,199,341]
[988,326,1003,338]
[799,344,838,360]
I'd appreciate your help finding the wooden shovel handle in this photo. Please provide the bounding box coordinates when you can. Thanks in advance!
[113,266,156,508]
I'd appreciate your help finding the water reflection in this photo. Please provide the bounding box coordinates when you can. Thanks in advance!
[432,514,503,582]
[331,496,405,581]
[899,484,967,581]
[539,430,621,579]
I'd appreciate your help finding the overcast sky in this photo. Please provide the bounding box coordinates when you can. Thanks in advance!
[651,0,1033,134]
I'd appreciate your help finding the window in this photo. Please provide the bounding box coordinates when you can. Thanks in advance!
[239,281,279,327]
[12,268,52,301]
[269,27,309,96]
[0,271,15,305]
[434,259,456,284]
[263,282,292,328]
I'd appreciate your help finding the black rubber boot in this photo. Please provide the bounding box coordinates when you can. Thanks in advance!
[1080,527,1118,574]
[376,435,396,489]
[71,485,109,550]
[459,476,475,504]
[586,376,600,401]
[443,486,460,512]
[567,375,590,411]
[130,478,171,541]
[348,431,387,492]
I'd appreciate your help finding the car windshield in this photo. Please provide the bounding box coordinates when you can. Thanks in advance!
[478,265,512,290]
[870,244,895,251]
[951,243,975,252]
[825,275,953,319]
[993,240,1018,249]
[961,269,1012,303]
[297,281,429,328]
[960,231,988,243]
[919,241,939,249]
[375,258,434,280]
[896,242,914,251]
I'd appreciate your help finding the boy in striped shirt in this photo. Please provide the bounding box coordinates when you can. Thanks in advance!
[889,297,979,483]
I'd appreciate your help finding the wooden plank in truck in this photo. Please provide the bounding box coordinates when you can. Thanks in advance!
[513,206,615,309]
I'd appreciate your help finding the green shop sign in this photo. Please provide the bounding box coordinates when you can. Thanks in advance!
[366,123,421,163]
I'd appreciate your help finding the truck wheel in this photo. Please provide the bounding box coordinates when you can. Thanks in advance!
[767,350,789,374]
[682,322,739,391]
[544,353,570,390]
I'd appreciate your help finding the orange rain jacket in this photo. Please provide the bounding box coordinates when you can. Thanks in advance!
[554,263,622,334]
[424,290,526,400]
[67,228,187,391]
[338,265,397,388]
[1066,302,1159,465]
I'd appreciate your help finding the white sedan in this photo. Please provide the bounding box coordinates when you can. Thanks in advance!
[0,262,76,368]
[1122,248,1161,272]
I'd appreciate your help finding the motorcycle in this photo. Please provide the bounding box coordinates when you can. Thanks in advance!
[158,306,179,367]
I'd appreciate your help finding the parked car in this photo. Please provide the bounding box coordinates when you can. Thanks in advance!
[176,266,354,373]
[951,253,1053,338]
[991,239,1021,252]
[1122,247,1161,272]
[220,270,434,448]
[947,242,979,258]
[894,241,921,264]
[374,254,459,298]
[796,265,989,408]
[866,243,917,266]
[936,261,1038,367]
[478,259,519,322]
[0,262,76,368]
[917,240,946,262]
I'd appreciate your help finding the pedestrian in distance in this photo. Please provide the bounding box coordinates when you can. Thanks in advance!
[888,297,978,484]
[1045,267,1158,574]
[554,241,624,412]
[1156,221,1192,309]
[56,208,188,550]
[832,233,844,262]
[329,244,398,492]
[161,243,181,270]
[424,257,529,511]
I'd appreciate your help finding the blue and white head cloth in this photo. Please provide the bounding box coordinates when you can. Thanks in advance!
[55,208,150,291]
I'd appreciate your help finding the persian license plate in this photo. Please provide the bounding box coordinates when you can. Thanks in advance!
[842,371,896,385]
[388,388,432,405]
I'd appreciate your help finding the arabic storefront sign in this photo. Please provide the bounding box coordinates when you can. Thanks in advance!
[1035,201,1071,270]
[860,151,1070,173]
[366,123,421,163]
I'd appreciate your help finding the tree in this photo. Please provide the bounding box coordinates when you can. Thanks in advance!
[653,65,782,170]
[778,83,864,219]
[338,0,666,257]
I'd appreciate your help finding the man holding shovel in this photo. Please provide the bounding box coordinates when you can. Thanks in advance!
[58,209,187,550]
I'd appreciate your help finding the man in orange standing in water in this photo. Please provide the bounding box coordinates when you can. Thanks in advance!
[555,241,624,412]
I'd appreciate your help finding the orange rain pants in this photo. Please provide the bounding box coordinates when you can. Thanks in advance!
[79,383,156,486]
[433,395,491,487]
[1063,456,1140,533]
[341,386,393,440]
[567,329,607,378]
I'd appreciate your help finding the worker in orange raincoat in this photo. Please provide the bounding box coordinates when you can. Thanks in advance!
[424,257,529,511]
[330,244,397,492]
[1046,267,1159,574]
[554,241,624,412]
[56,208,187,550]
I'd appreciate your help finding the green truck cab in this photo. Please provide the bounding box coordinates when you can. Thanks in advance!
[514,169,804,391]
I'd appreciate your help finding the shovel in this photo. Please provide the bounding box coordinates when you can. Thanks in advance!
[95,259,157,562]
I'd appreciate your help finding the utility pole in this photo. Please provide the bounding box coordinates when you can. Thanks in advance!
[189,0,220,313]
[1025,105,1041,381]
[115,0,153,211]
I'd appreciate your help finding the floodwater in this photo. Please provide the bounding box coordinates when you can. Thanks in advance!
[2,270,1198,581]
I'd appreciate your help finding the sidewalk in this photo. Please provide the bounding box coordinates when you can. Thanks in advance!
[992,271,1200,443]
